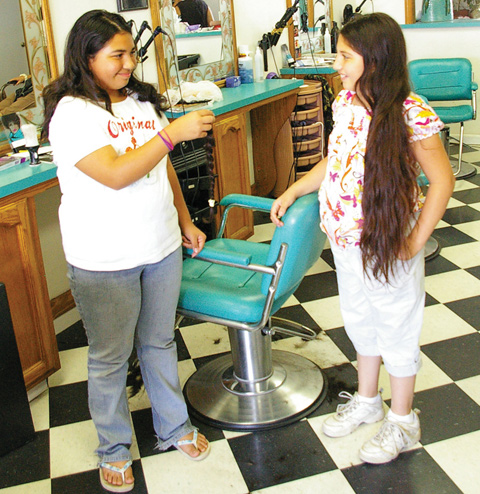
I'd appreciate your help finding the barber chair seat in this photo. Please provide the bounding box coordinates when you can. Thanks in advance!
[177,193,328,430]
[409,58,478,180]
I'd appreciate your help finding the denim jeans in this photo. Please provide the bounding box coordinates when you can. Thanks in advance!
[67,248,194,464]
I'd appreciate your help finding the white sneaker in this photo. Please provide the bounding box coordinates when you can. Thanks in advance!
[322,391,385,438]
[359,410,421,464]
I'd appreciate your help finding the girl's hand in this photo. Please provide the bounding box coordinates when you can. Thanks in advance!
[170,110,215,143]
[398,224,423,260]
[181,222,207,258]
[270,190,297,227]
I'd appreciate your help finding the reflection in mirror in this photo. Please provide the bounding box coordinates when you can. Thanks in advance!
[151,0,236,90]
[288,0,333,61]
[0,0,57,156]
[173,0,224,67]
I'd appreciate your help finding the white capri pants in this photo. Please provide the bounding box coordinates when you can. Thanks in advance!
[332,244,425,378]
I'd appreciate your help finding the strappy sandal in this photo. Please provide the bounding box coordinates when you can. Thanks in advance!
[174,430,211,461]
[99,460,134,493]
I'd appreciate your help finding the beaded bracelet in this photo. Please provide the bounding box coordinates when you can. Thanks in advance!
[158,129,174,151]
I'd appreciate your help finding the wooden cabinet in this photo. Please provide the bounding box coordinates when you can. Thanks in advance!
[0,188,60,390]
[212,113,253,239]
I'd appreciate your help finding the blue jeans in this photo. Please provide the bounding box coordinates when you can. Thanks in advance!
[67,248,194,464]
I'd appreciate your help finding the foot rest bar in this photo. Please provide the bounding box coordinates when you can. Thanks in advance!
[266,316,317,340]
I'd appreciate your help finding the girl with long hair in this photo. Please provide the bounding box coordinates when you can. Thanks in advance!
[43,10,214,492]
[271,13,455,464]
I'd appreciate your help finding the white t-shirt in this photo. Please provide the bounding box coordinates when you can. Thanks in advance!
[49,95,181,271]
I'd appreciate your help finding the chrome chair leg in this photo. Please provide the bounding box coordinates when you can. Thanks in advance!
[425,236,441,261]
[183,324,327,431]
[449,124,477,180]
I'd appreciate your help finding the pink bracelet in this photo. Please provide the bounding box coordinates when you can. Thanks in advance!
[158,129,174,151]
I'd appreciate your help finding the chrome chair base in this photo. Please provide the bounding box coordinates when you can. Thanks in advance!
[452,160,477,180]
[425,236,441,261]
[184,350,327,431]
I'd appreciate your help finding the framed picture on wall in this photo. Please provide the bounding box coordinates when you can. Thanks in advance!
[453,0,480,19]
[117,0,149,12]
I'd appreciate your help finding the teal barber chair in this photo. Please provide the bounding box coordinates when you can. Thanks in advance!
[409,58,478,180]
[177,193,328,430]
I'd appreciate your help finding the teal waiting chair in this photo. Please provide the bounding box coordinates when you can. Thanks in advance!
[177,193,328,430]
[409,58,477,179]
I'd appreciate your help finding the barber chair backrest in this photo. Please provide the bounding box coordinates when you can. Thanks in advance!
[262,192,326,303]
[409,58,473,102]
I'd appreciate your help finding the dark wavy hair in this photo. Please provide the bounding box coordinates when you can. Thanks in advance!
[340,13,418,282]
[42,9,167,139]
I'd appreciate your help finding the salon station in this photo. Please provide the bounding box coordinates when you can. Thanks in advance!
[1,0,480,493]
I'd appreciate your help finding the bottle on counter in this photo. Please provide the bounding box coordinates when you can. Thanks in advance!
[324,26,332,54]
[254,46,264,82]
[331,21,339,53]
[238,45,253,84]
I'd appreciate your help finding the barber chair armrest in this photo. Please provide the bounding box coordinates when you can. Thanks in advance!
[183,245,252,266]
[220,194,274,212]
[217,194,275,238]
[472,82,478,91]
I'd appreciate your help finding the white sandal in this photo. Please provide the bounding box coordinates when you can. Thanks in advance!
[174,430,211,461]
[99,460,134,493]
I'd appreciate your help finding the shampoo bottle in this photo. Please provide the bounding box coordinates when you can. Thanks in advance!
[238,45,253,84]
[254,47,264,82]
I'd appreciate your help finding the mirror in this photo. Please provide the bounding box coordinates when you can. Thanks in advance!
[0,0,57,156]
[173,0,224,67]
[287,0,333,60]
[150,0,236,91]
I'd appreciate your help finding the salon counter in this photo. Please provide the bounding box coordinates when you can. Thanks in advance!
[169,78,304,239]
[280,66,342,97]
[0,160,60,391]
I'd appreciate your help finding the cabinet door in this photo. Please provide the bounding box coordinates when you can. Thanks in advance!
[212,113,254,239]
[0,198,60,389]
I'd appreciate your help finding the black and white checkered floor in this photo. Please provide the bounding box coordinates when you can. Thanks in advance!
[2,145,480,494]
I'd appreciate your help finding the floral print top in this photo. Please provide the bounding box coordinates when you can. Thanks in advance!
[318,90,444,249]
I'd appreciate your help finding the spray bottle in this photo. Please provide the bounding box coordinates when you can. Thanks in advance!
[254,47,264,82]
[324,26,332,54]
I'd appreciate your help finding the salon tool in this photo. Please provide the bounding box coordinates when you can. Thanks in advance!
[258,0,300,72]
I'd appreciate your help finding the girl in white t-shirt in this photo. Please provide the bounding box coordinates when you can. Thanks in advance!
[271,13,455,465]
[43,10,214,493]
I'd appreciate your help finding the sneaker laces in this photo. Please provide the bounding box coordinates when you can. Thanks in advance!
[372,420,411,453]
[336,391,358,416]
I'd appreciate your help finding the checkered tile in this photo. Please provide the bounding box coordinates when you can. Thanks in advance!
[1,146,479,494]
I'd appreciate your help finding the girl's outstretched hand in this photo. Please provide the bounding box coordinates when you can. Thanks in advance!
[171,110,215,142]
[270,189,297,227]
[181,222,207,258]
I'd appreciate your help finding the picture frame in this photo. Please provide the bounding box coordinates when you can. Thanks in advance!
[117,0,149,12]
[453,0,480,19]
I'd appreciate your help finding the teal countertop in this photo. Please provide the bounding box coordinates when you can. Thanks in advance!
[401,19,480,29]
[168,78,304,118]
[280,66,336,75]
[1,79,303,199]
[176,30,222,38]
[0,160,57,200]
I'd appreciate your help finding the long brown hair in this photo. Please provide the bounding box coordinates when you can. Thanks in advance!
[340,13,419,282]
[42,10,167,139]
